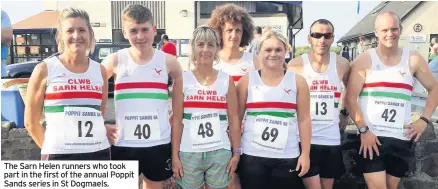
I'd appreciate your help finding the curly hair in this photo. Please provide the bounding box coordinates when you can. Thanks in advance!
[207,3,254,48]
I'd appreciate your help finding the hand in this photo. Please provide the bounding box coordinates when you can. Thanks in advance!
[296,153,310,177]
[105,124,119,145]
[226,155,240,178]
[172,158,184,180]
[359,131,381,159]
[405,119,428,142]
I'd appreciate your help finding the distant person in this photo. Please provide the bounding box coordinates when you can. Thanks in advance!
[1,10,13,77]
[342,46,350,61]
[161,34,177,56]
[246,26,262,55]
[429,37,438,62]
[357,36,366,55]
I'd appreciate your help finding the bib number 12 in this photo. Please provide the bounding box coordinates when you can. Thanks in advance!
[78,121,93,137]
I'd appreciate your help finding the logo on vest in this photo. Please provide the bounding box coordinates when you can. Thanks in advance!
[399,70,406,77]
[154,66,164,77]
[240,67,247,74]
[284,88,292,95]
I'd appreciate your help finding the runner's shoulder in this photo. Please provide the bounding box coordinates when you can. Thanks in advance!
[287,56,304,70]
[351,51,372,70]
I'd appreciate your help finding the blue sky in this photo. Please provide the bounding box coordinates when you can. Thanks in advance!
[1,1,381,46]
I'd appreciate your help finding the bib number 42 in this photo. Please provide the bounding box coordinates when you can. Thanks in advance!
[381,109,396,122]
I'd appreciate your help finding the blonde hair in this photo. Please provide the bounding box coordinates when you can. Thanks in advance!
[190,26,220,64]
[56,8,95,54]
[257,30,289,54]
[122,4,154,25]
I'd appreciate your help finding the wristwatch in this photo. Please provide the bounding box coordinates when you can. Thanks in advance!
[358,126,369,134]
[232,148,242,155]
[419,116,430,125]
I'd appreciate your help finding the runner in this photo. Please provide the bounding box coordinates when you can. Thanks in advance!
[171,26,240,189]
[24,8,111,160]
[208,3,260,84]
[347,12,438,189]
[101,4,183,189]
[237,30,311,189]
[288,19,350,189]
[207,4,259,188]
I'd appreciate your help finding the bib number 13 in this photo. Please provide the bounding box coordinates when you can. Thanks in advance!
[381,109,396,123]
[78,121,93,137]
[198,122,214,138]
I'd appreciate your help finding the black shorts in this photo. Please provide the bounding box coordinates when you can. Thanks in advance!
[356,136,413,178]
[237,154,304,189]
[110,143,172,182]
[41,148,110,160]
[302,144,345,179]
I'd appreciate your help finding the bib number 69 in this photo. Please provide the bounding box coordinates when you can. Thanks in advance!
[261,127,278,142]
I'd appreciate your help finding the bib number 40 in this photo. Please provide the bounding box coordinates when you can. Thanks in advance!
[198,122,214,138]
[134,124,151,139]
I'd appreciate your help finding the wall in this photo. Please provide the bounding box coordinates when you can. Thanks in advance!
[165,1,195,71]
[45,1,113,42]
[399,1,438,60]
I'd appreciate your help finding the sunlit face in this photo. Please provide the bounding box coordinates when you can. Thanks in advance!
[123,20,157,51]
[259,37,286,69]
[60,17,91,54]
[194,39,218,66]
[222,21,243,49]
[432,38,437,44]
[375,14,402,48]
[308,23,334,55]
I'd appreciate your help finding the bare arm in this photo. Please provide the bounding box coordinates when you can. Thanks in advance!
[295,74,311,156]
[287,56,304,76]
[411,51,438,120]
[1,28,13,45]
[236,75,249,122]
[226,76,241,151]
[24,63,47,148]
[346,54,370,128]
[166,54,183,80]
[101,53,118,80]
[171,74,184,158]
[100,64,108,117]
[338,56,351,110]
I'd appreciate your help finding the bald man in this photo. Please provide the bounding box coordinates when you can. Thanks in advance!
[346,12,438,189]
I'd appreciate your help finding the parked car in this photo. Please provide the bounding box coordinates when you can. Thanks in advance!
[5,43,173,93]
[411,57,438,123]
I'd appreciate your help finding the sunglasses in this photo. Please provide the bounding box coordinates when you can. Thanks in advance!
[310,33,334,39]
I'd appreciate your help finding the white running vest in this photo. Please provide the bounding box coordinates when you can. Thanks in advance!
[241,71,300,159]
[180,71,231,152]
[114,49,171,147]
[302,52,342,145]
[359,48,413,141]
[213,51,255,82]
[42,56,110,154]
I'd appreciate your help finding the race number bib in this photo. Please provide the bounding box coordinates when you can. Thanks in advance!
[310,92,335,124]
[123,112,161,141]
[190,112,222,149]
[63,107,106,150]
[368,98,405,132]
[252,115,289,153]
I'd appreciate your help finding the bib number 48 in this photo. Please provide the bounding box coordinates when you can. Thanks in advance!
[198,122,214,138]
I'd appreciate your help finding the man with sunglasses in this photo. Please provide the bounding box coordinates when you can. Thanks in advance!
[288,19,350,189]
[347,12,438,189]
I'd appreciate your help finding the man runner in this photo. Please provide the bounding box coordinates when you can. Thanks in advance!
[288,19,350,189]
[102,4,183,189]
[347,12,438,189]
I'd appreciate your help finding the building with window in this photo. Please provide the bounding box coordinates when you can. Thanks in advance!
[338,1,438,62]
[10,1,303,67]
